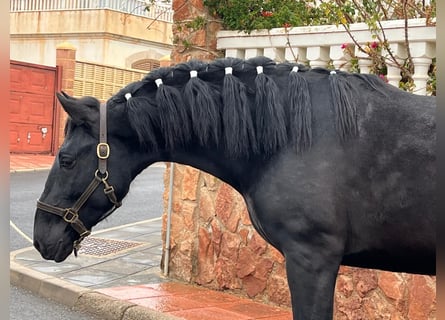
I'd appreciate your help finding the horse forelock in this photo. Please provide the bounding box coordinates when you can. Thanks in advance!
[63,118,74,137]
[108,57,369,157]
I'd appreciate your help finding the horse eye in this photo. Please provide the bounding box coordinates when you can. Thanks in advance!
[58,154,76,169]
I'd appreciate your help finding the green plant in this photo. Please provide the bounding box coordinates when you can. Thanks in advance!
[186,16,207,30]
[204,0,336,33]
[427,58,436,95]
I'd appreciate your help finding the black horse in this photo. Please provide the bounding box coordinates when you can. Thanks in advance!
[33,57,436,320]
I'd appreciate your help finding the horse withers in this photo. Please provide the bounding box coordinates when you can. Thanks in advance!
[33,57,435,319]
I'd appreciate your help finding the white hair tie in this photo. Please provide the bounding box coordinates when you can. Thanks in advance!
[256,66,263,74]
[125,93,132,100]
[190,70,198,78]
[330,70,337,75]
[225,67,233,75]
[155,78,163,87]
[292,66,299,73]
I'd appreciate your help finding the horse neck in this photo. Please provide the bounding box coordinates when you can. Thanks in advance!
[139,144,264,194]
[181,149,266,193]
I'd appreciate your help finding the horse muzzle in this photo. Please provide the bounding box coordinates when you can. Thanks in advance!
[33,212,76,262]
[34,237,73,262]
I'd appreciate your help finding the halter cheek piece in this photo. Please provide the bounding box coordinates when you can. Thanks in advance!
[36,103,121,256]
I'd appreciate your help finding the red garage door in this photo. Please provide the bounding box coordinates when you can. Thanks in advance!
[10,61,60,154]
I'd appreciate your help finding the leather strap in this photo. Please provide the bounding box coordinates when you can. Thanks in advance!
[36,199,91,238]
[97,103,109,175]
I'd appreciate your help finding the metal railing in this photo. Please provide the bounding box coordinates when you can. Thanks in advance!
[10,0,173,22]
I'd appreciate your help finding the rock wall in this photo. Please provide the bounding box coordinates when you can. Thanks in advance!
[162,164,436,319]
[171,0,221,63]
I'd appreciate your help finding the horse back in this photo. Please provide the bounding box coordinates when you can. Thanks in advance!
[246,81,435,275]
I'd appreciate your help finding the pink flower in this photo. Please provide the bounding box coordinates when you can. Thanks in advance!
[370,41,379,49]
[341,43,348,49]
[379,74,388,83]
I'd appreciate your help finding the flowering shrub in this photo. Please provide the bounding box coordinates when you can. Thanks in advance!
[341,41,386,75]
[204,0,436,94]
[427,58,436,95]
[203,0,350,32]
[204,0,435,33]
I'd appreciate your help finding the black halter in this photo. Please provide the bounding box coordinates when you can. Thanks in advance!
[36,103,121,256]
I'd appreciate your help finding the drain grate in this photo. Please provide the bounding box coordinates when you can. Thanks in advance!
[77,237,145,257]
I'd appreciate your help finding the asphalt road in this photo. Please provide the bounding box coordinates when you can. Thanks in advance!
[10,165,166,320]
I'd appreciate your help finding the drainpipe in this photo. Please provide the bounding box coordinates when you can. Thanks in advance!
[163,162,174,276]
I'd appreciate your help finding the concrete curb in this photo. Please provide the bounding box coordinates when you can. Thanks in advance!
[10,249,182,320]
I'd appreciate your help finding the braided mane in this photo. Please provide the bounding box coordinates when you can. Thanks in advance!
[108,57,372,158]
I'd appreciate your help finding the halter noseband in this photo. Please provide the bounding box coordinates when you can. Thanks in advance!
[36,102,121,256]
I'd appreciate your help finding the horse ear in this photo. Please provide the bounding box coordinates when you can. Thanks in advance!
[56,92,99,125]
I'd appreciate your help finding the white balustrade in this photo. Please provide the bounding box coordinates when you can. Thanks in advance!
[217,19,435,95]
[330,45,349,71]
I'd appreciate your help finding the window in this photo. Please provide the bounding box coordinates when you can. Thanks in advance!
[131,59,160,72]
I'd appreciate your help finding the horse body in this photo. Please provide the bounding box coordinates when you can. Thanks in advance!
[33,57,435,320]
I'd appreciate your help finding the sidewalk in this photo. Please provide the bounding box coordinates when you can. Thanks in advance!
[9,153,56,172]
[10,154,293,320]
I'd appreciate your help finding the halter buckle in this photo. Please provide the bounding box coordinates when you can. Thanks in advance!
[97,143,110,159]
[63,209,78,223]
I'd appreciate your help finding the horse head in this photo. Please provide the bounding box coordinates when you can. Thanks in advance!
[33,92,141,262]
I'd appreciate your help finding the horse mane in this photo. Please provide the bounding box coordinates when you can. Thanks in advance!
[328,70,358,142]
[108,57,378,158]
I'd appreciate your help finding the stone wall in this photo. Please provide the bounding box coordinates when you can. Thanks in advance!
[171,0,221,62]
[162,164,436,319]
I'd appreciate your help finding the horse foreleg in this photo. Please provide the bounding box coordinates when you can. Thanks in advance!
[284,250,341,320]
